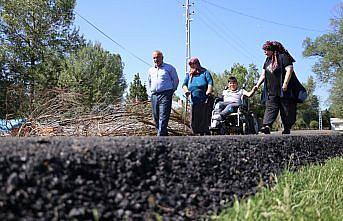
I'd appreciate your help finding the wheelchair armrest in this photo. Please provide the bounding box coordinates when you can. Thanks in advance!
[214,97,224,103]
[238,104,248,112]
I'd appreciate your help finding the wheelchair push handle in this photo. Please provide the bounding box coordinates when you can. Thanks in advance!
[205,93,214,104]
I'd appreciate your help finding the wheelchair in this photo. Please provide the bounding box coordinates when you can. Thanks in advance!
[209,95,259,135]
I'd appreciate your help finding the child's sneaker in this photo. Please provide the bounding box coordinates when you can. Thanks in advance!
[212,114,222,121]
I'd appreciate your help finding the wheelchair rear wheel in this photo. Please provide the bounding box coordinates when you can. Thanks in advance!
[250,114,259,134]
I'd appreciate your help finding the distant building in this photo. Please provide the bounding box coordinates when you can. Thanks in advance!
[330,118,343,131]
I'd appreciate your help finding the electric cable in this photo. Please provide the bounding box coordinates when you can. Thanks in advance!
[199,0,328,33]
[196,2,260,62]
[75,11,151,67]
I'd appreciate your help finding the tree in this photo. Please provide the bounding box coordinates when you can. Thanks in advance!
[212,63,259,93]
[211,69,230,96]
[59,42,126,107]
[329,73,343,117]
[0,0,84,117]
[321,109,331,129]
[128,73,148,102]
[309,120,319,129]
[295,118,307,130]
[303,3,343,117]
[230,63,248,85]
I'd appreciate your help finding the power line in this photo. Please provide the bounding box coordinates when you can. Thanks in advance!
[197,3,259,62]
[75,11,151,67]
[197,16,254,61]
[199,0,328,33]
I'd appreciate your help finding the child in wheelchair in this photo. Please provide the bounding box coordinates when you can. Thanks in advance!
[210,76,258,134]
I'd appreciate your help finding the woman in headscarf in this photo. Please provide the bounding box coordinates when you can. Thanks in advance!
[182,57,214,135]
[254,41,307,134]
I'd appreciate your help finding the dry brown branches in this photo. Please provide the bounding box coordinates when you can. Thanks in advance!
[16,91,192,136]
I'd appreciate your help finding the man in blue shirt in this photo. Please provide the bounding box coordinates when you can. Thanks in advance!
[148,50,179,136]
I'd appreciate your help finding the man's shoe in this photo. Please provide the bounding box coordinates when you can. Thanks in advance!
[282,128,290,134]
[259,126,270,134]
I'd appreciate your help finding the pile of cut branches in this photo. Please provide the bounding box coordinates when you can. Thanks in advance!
[15,90,192,136]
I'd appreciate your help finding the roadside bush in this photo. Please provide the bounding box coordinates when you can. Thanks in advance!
[295,118,307,130]
[310,120,319,129]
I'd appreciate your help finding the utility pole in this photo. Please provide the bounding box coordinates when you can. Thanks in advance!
[318,96,323,130]
[184,0,193,74]
[183,0,193,132]
[319,108,323,130]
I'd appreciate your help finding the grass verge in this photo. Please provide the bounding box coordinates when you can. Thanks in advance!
[213,157,343,221]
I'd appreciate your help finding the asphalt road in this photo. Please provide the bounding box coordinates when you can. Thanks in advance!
[0,132,342,220]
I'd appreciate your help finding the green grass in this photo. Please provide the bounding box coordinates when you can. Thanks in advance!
[213,157,343,221]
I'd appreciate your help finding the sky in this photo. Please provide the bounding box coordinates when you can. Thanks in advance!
[74,0,341,109]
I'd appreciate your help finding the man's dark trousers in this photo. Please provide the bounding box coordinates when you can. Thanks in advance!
[151,89,173,136]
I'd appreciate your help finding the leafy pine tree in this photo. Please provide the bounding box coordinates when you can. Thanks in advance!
[0,0,84,117]
[59,42,126,107]
[128,73,148,102]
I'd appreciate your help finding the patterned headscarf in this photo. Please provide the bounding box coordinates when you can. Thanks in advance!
[188,57,206,81]
[262,41,295,72]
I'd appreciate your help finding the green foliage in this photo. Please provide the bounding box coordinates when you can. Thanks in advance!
[302,3,343,117]
[294,118,307,130]
[302,2,343,84]
[0,0,84,117]
[211,69,230,95]
[59,42,126,107]
[212,63,258,94]
[329,72,343,117]
[215,157,343,221]
[230,63,249,85]
[128,73,148,102]
[309,120,319,129]
[321,109,331,129]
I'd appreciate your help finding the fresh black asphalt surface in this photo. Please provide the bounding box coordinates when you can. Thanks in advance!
[0,131,342,220]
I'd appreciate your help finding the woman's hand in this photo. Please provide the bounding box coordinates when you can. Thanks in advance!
[206,85,214,96]
[282,83,288,91]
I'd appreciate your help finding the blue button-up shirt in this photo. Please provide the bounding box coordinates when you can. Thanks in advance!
[148,63,179,94]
